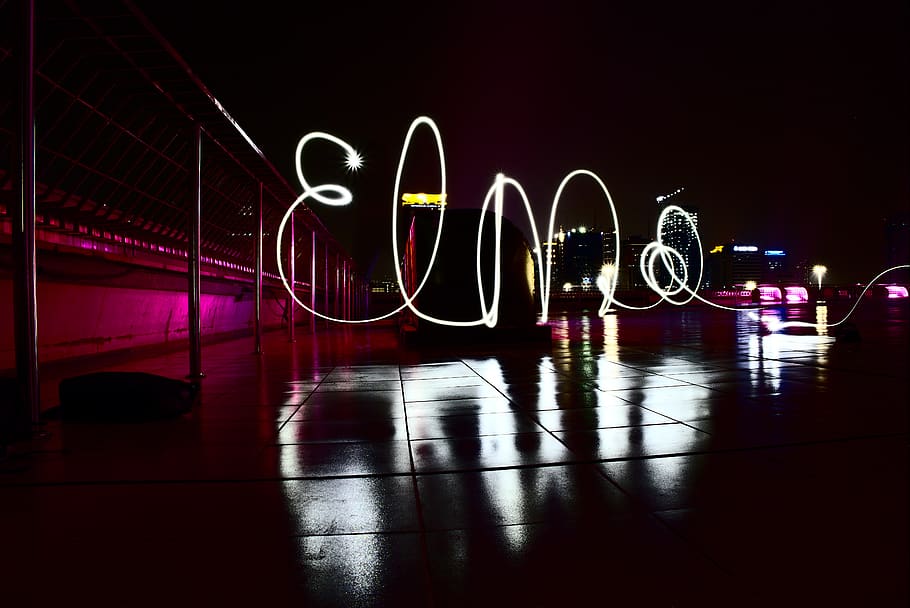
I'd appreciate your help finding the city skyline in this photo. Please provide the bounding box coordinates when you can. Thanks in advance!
[135,0,908,285]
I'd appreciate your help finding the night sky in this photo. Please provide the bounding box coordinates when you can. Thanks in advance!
[135,0,908,284]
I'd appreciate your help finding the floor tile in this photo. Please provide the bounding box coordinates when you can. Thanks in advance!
[557,423,711,460]
[417,464,635,529]
[406,411,540,440]
[275,441,413,477]
[533,404,676,431]
[283,476,420,534]
[291,532,430,608]
[411,433,575,472]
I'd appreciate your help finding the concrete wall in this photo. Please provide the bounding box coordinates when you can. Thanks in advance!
[0,249,309,369]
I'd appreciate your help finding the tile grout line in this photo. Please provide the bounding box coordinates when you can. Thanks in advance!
[399,364,438,608]
[275,366,335,434]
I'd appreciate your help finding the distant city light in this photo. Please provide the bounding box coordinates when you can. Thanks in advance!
[655,187,684,203]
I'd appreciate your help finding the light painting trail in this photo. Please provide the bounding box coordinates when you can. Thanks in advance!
[277,116,909,332]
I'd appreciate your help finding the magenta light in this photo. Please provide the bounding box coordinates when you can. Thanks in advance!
[886,285,909,299]
[759,286,781,303]
[784,286,809,304]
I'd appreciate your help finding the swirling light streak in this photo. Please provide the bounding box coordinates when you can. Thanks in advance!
[541,170,621,323]
[641,205,702,305]
[747,265,910,331]
[278,116,910,333]
[595,263,619,316]
[476,174,546,327]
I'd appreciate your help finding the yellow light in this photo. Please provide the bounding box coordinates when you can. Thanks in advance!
[710,245,724,254]
[744,280,757,291]
[402,192,447,207]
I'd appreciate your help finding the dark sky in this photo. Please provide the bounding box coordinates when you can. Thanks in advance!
[135,0,908,284]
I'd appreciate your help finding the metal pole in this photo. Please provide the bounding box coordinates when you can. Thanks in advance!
[288,213,296,342]
[188,124,203,378]
[342,261,347,320]
[310,230,317,333]
[254,181,263,354]
[324,241,330,321]
[12,0,40,433]
[346,264,351,320]
[335,253,340,318]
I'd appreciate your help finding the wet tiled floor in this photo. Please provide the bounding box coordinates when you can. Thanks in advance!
[2,302,908,606]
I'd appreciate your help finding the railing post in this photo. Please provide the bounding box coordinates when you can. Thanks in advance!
[310,230,317,333]
[254,181,263,354]
[335,253,340,318]
[288,213,296,342]
[188,124,204,378]
[324,241,330,323]
[12,0,40,435]
[342,261,348,320]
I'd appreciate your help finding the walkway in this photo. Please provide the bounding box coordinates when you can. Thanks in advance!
[2,303,907,606]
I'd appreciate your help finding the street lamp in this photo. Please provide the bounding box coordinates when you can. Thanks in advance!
[812,265,827,290]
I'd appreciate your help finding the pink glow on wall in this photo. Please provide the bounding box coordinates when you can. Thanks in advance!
[784,286,809,303]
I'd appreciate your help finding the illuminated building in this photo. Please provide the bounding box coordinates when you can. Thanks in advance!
[763,249,791,283]
[542,228,566,288]
[655,188,700,290]
[620,234,650,289]
[706,243,788,288]
[545,226,617,291]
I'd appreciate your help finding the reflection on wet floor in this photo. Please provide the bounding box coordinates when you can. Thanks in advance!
[2,302,908,606]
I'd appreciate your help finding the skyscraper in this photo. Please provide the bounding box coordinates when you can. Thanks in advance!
[655,188,701,290]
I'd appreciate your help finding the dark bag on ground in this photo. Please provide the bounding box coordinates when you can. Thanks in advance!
[59,372,198,422]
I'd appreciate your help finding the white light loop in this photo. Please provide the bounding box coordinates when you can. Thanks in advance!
[540,170,621,324]
[278,116,909,333]
[295,131,358,207]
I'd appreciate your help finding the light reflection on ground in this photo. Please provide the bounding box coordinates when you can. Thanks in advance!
[268,301,907,605]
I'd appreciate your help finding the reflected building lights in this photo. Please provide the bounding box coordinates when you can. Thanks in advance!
[816,304,828,337]
[749,333,782,394]
[483,469,528,554]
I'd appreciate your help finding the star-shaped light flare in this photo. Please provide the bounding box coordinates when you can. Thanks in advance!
[344,149,363,172]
